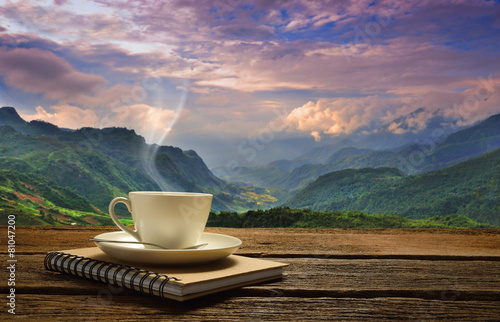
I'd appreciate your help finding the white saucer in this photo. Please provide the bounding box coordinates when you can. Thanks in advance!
[93,231,242,266]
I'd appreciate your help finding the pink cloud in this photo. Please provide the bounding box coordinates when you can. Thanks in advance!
[21,105,99,129]
[110,104,179,144]
[4,1,496,97]
[1,0,498,145]
[53,0,69,6]
[0,47,106,101]
[311,130,322,141]
[284,82,500,140]
[20,103,181,144]
[285,96,400,136]
[189,37,483,94]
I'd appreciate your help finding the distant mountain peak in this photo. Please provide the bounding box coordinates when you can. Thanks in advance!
[0,106,26,126]
[0,106,19,113]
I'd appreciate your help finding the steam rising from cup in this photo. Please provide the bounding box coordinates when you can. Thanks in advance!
[140,79,189,192]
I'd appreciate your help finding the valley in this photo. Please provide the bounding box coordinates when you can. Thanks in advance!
[1,106,498,227]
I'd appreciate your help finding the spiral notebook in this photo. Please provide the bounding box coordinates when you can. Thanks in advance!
[44,247,287,301]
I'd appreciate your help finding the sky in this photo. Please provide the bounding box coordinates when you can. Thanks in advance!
[0,0,499,168]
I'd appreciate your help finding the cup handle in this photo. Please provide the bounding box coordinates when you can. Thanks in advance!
[108,197,141,241]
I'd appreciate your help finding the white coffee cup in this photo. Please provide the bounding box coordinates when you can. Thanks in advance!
[108,192,213,249]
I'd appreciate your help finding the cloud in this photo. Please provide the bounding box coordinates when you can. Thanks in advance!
[1,0,499,152]
[4,0,498,97]
[182,34,499,95]
[284,82,500,139]
[194,94,231,107]
[21,105,99,129]
[284,20,309,32]
[285,96,398,136]
[442,81,500,126]
[0,47,106,101]
[311,131,321,142]
[76,84,136,108]
[20,103,181,144]
[214,24,275,40]
[110,104,179,144]
[260,100,285,109]
[1,1,122,38]
[53,0,69,6]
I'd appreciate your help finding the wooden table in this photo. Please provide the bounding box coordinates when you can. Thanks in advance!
[2,227,500,321]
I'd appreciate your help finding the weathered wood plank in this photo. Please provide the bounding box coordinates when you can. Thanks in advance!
[9,295,500,321]
[2,227,499,321]
[2,226,499,257]
[4,255,499,300]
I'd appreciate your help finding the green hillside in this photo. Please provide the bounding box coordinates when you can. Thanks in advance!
[0,125,163,213]
[56,127,225,191]
[285,167,406,209]
[0,169,115,225]
[285,149,500,226]
[0,107,284,219]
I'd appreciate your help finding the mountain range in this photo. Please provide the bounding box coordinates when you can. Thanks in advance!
[0,106,284,225]
[220,113,500,191]
[285,149,499,226]
[0,106,498,227]
[209,107,467,170]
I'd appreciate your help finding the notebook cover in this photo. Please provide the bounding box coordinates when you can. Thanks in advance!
[46,247,287,301]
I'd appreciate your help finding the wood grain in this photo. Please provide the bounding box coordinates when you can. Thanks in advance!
[1,226,499,321]
[7,255,500,297]
[12,295,500,321]
[3,226,500,257]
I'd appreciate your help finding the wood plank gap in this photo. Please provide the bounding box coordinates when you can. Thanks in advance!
[6,252,500,262]
[3,252,500,261]
[4,286,499,301]
[241,253,500,261]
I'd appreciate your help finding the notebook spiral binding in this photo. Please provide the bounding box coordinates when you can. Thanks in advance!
[44,251,179,299]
